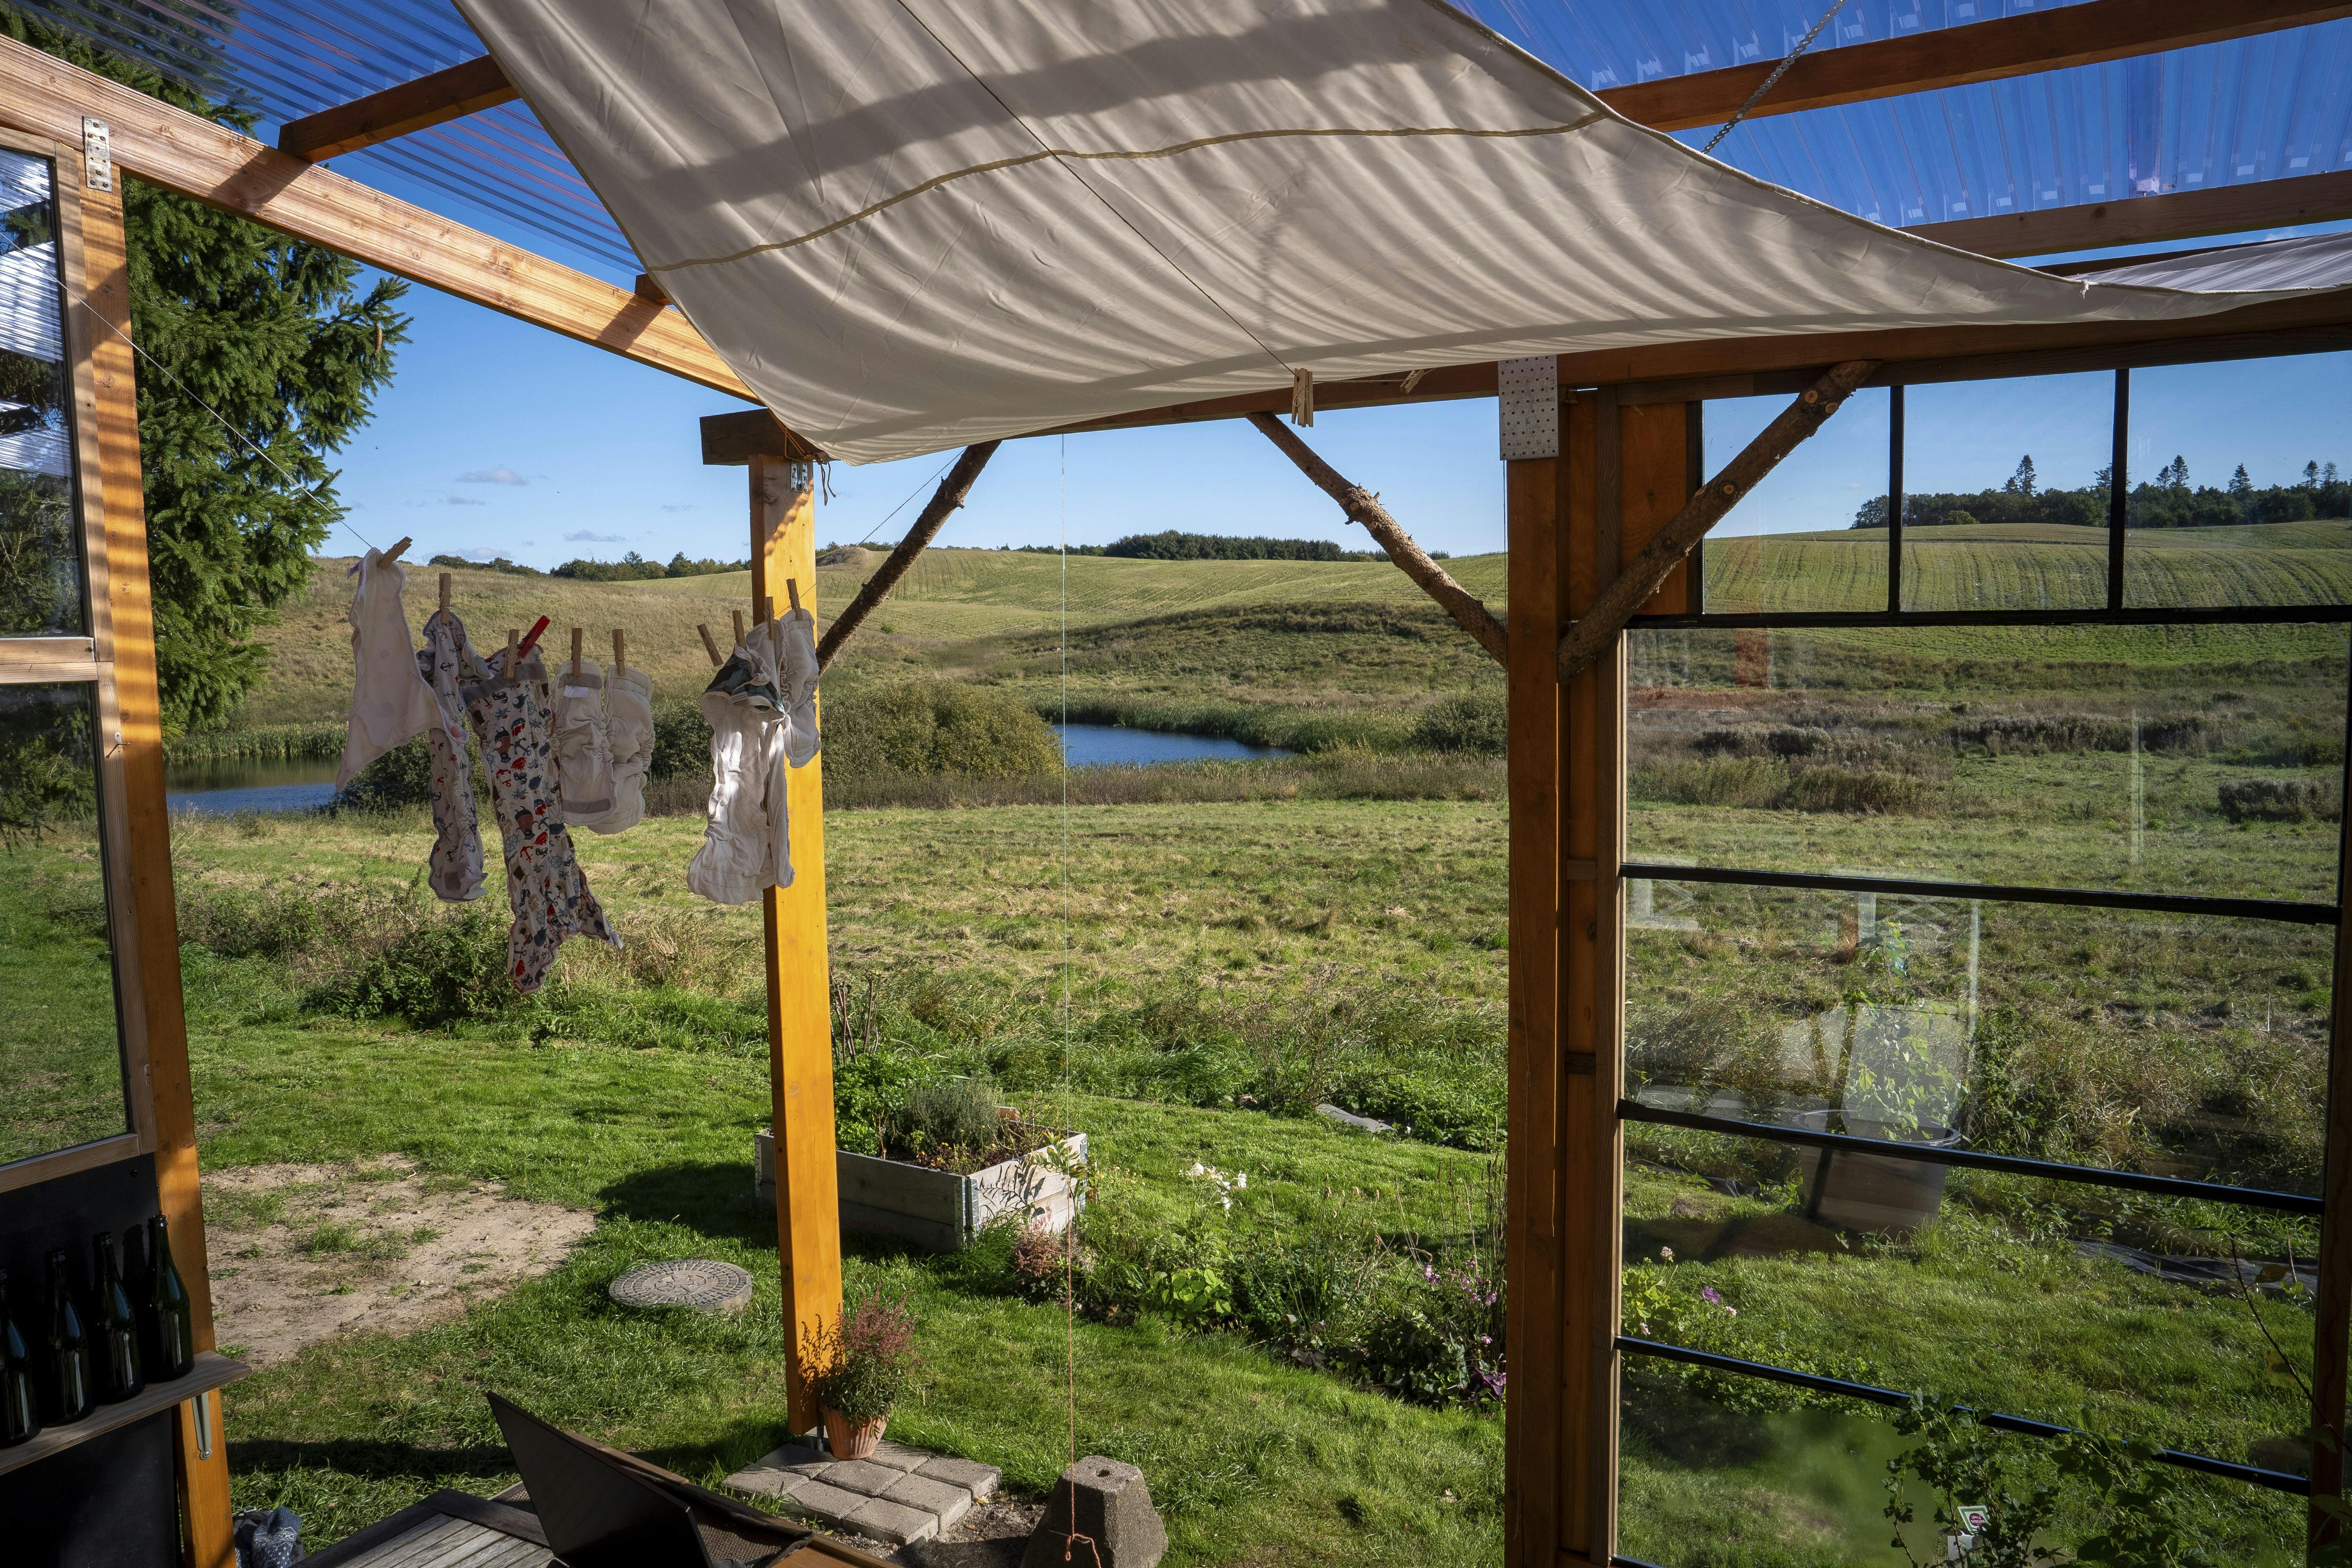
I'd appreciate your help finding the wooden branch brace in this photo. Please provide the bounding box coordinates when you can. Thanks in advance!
[1245,412,1507,666]
[1556,359,1878,681]
[814,441,1000,672]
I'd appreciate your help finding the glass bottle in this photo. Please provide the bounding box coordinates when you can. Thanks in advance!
[0,1270,40,1447]
[89,1231,143,1403]
[146,1215,196,1382]
[42,1249,91,1424]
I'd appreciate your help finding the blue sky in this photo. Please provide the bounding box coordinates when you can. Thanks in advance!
[321,216,2351,568]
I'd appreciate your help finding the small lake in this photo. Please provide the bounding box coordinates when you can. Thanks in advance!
[163,722,1290,814]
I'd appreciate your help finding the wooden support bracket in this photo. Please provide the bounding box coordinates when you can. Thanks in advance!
[1246,412,1508,664]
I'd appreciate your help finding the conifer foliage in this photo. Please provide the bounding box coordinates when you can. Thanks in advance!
[4,12,409,733]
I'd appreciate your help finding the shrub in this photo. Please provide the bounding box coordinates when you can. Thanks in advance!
[2220,777,2341,823]
[1410,690,1506,754]
[1010,1219,1093,1303]
[880,1077,1004,1161]
[648,699,712,781]
[307,905,521,1027]
[335,734,437,811]
[799,1292,918,1420]
[821,681,1061,778]
[177,887,322,961]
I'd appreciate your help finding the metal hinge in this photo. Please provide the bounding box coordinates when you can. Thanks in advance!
[82,118,112,191]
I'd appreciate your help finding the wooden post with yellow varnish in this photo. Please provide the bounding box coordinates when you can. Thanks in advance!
[744,447,842,1431]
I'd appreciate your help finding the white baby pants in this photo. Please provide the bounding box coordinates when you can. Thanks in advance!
[551,659,617,825]
[334,548,440,791]
[416,609,486,903]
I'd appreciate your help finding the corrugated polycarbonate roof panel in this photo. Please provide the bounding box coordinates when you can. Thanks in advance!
[7,0,639,276]
[1455,0,2352,239]
[10,0,2350,279]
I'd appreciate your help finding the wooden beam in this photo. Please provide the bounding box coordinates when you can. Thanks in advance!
[2314,787,2352,1551]
[1910,168,2352,258]
[747,458,842,1433]
[816,442,998,672]
[703,408,830,465]
[1246,412,1507,664]
[76,142,237,1568]
[1595,0,2352,133]
[275,54,516,162]
[0,33,753,400]
[634,272,670,305]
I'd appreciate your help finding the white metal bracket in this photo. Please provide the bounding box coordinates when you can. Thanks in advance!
[82,117,112,192]
[1497,356,1559,460]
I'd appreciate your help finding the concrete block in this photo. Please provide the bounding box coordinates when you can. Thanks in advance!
[780,1478,869,1529]
[916,1455,1001,1501]
[867,1440,934,1473]
[1020,1456,1166,1568]
[826,1458,907,1497]
[846,1495,941,1545]
[882,1471,974,1528]
[724,1465,806,1501]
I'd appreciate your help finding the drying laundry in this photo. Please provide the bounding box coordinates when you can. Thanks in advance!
[334,547,440,791]
[554,657,655,835]
[598,661,655,833]
[415,608,487,904]
[687,612,821,905]
[461,641,621,992]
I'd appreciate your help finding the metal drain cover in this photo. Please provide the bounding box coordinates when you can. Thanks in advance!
[608,1258,754,1314]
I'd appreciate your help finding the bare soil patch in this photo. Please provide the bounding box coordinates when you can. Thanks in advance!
[203,1155,593,1365]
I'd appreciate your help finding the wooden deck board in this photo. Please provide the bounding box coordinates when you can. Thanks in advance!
[330,1515,550,1568]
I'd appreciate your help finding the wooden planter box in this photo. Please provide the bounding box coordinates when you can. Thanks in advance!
[755,1127,1087,1253]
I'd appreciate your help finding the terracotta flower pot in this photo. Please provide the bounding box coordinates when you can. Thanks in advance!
[824,1406,887,1460]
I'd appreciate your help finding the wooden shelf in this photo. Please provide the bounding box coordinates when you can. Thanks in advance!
[0,1351,248,1477]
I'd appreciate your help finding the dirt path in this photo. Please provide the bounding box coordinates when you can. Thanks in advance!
[203,1155,593,1365]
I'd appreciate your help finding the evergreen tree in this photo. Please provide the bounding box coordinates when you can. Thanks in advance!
[2004,454,2037,496]
[2229,464,2253,497]
[2,12,408,734]
[2305,460,2323,488]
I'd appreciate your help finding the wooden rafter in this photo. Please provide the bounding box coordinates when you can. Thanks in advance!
[1911,167,2352,258]
[816,443,999,673]
[1595,0,2352,132]
[276,54,516,162]
[0,33,753,401]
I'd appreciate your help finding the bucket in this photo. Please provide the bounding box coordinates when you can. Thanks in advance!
[1789,1108,1963,1233]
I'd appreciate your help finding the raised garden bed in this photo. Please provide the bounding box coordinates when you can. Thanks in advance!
[756,1125,1087,1253]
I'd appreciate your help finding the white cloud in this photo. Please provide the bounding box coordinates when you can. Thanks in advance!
[564,530,627,542]
[458,466,528,486]
[456,547,503,561]
[659,504,696,513]
[406,494,487,507]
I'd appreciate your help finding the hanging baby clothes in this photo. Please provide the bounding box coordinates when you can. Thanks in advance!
[415,608,486,903]
[688,612,822,906]
[598,661,656,833]
[461,642,621,992]
[334,548,440,791]
[551,658,616,825]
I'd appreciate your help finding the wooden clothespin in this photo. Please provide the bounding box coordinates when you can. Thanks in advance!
[379,536,412,567]
[731,609,746,646]
[506,628,519,668]
[570,627,584,675]
[612,628,626,677]
[697,624,723,666]
[785,578,801,613]
[760,595,775,625]
[438,572,451,611]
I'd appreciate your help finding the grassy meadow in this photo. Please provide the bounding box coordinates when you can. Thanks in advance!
[11,520,2350,1563]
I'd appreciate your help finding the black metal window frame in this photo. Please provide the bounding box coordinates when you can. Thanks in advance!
[1613,355,2352,1499]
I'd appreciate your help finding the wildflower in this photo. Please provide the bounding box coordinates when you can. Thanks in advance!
[1234,1172,1246,1189]
[1187,1162,1206,1176]
[1725,1306,1737,1317]
[1700,1286,1721,1306]
[1660,1245,1674,1261]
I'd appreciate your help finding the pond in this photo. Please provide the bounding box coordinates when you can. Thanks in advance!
[163,723,1292,814]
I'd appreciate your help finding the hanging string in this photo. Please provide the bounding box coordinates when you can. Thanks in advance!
[1702,0,1851,156]
[855,455,958,548]
[1060,431,1078,1475]
[56,281,382,556]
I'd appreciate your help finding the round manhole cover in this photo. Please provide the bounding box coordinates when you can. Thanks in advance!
[608,1259,754,1314]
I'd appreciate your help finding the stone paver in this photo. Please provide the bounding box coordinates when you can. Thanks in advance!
[724,1433,996,1544]
[845,1495,939,1545]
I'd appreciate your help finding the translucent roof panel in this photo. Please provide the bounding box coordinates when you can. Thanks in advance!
[1456,1,2352,235]
[8,0,638,277]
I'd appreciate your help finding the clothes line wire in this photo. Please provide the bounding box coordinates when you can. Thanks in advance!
[57,279,381,556]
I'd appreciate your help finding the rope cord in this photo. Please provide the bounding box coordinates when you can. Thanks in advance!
[1701,0,1851,156]
[856,455,957,548]
[1060,432,1077,1470]
[56,281,381,555]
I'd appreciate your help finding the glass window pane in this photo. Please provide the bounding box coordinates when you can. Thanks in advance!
[1622,1127,2316,1548]
[1629,624,2348,904]
[0,682,127,1165]
[2125,354,2352,610]
[0,148,80,637]
[1699,387,1892,613]
[1628,886,2332,1197]
[1899,371,2114,611]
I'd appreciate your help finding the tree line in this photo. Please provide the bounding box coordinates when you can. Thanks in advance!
[1852,455,2350,531]
[1013,530,1401,561]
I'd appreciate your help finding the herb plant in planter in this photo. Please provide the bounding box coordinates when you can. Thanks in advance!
[799,1292,919,1460]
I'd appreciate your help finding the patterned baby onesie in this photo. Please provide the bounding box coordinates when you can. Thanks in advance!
[461,643,621,991]
[415,609,486,903]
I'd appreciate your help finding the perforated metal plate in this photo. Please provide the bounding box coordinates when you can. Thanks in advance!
[1497,356,1559,460]
[607,1259,753,1314]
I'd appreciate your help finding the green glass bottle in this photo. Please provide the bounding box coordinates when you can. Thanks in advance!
[0,1269,41,1447]
[42,1249,91,1424]
[146,1215,196,1381]
[89,1231,143,1403]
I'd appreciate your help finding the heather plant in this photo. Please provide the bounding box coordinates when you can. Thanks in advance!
[799,1291,919,1422]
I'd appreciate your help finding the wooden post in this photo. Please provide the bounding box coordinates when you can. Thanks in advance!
[78,150,235,1568]
[1508,387,1684,1568]
[748,454,842,1431]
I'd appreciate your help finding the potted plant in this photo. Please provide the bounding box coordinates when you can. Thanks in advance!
[799,1291,918,1460]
